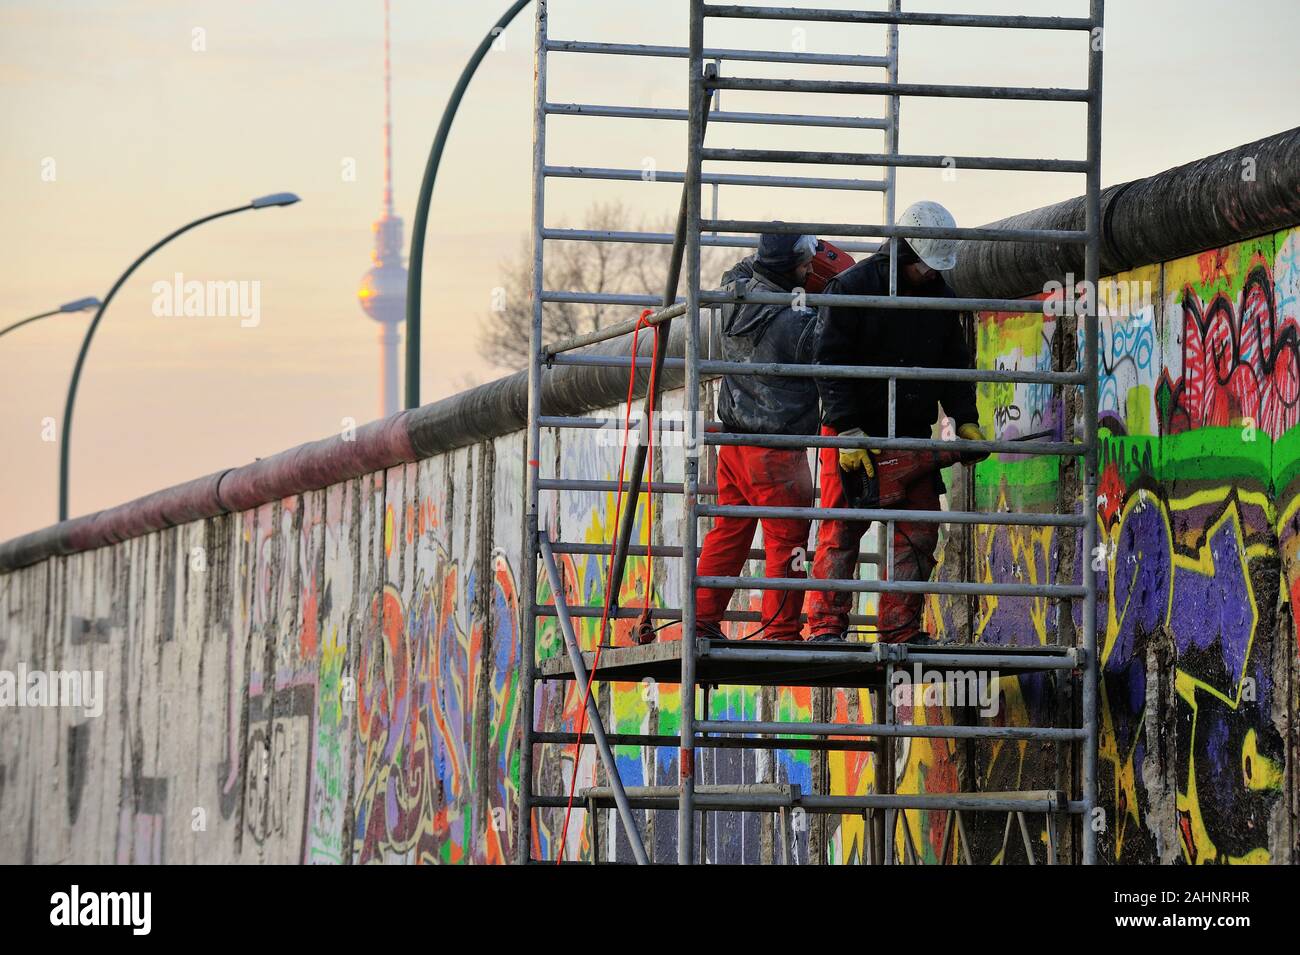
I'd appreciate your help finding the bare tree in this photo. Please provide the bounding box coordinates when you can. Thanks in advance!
[480,200,733,371]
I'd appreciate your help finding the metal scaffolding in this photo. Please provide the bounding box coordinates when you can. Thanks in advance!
[520,0,1104,865]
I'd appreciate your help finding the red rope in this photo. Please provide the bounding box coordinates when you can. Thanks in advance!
[556,310,660,862]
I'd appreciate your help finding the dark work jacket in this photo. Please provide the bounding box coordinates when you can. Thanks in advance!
[812,251,979,438]
[716,257,820,436]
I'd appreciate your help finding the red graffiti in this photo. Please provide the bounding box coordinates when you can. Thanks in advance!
[1097,461,1125,527]
[1160,264,1300,437]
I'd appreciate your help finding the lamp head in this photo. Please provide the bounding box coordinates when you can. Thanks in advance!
[250,192,301,209]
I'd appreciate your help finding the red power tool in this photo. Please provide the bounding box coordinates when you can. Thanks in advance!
[840,430,1053,508]
[806,240,855,293]
[840,449,964,510]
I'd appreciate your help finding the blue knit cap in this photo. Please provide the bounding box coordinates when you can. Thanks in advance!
[756,230,818,273]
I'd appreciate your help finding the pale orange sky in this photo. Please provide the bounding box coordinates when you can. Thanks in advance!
[2,0,1298,540]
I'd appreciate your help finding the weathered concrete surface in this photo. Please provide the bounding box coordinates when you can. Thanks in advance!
[2,219,1298,866]
[926,226,1300,864]
[948,128,1300,300]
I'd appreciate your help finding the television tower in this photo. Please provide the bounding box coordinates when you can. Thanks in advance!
[357,0,407,418]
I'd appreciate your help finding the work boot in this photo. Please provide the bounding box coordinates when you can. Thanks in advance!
[807,631,849,643]
[697,621,726,643]
[880,626,938,646]
[758,630,803,643]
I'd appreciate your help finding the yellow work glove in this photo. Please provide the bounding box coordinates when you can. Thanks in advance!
[837,427,877,478]
[957,422,990,463]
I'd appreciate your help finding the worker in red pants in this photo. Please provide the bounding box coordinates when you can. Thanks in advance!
[695,444,814,640]
[810,433,943,641]
[695,232,853,641]
[807,201,988,643]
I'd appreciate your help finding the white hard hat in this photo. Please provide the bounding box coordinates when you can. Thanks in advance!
[898,200,958,271]
[792,233,819,263]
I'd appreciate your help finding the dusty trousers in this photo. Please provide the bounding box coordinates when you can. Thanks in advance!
[695,444,813,640]
[809,426,940,641]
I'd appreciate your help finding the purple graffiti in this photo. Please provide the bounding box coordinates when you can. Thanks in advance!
[1168,517,1253,688]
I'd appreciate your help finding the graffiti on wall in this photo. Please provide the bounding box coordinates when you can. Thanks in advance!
[1159,239,1300,438]
[353,543,520,864]
[931,226,1300,864]
[532,422,816,864]
[6,232,1297,866]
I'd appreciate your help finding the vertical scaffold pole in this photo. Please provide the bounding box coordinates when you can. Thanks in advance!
[885,0,900,298]
[539,532,650,864]
[679,0,706,865]
[517,0,548,866]
[880,0,901,631]
[1080,0,1105,866]
[873,7,901,864]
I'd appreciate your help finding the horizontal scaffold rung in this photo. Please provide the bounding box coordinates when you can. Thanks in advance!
[542,473,917,496]
[541,788,1074,814]
[542,300,687,355]
[698,358,1085,386]
[533,402,1085,455]
[543,165,888,192]
[546,102,890,131]
[540,288,1076,315]
[533,730,880,754]
[537,415,712,431]
[702,145,1088,172]
[706,76,1091,104]
[703,5,1095,32]
[698,503,1086,528]
[534,639,1085,691]
[538,477,706,495]
[541,227,878,253]
[705,218,1089,244]
[541,474,996,548]
[699,642,1082,671]
[543,351,1083,386]
[547,538,883,566]
[696,574,1086,600]
[586,783,799,799]
[533,604,877,626]
[695,719,1086,742]
[536,416,1046,453]
[545,39,890,69]
[706,431,1085,457]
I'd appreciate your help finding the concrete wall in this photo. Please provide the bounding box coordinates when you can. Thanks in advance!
[2,229,1297,864]
[929,225,1300,864]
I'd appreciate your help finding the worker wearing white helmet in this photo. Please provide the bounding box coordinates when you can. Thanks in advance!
[898,199,959,271]
[806,199,989,645]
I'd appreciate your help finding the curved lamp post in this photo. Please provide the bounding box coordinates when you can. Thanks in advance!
[58,192,301,521]
[0,298,101,340]
[405,0,531,409]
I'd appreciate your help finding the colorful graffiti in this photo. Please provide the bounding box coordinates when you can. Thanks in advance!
[4,231,1297,867]
[532,427,816,864]
[938,225,1300,863]
[1159,240,1300,437]
[353,549,520,864]
[336,229,1299,866]
[306,627,349,863]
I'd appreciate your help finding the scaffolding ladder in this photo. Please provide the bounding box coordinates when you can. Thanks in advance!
[519,0,1104,865]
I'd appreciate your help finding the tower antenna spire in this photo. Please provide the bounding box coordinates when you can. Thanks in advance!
[357,0,408,418]
[383,0,394,216]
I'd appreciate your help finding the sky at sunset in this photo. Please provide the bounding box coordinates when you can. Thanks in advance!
[2,0,1298,540]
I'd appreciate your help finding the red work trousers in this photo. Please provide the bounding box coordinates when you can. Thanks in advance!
[695,444,813,640]
[809,426,940,642]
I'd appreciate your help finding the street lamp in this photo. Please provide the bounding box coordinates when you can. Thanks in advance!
[0,298,102,340]
[57,192,301,521]
[405,0,531,409]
